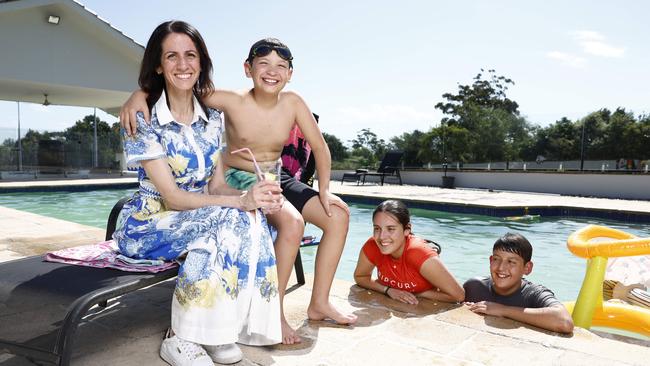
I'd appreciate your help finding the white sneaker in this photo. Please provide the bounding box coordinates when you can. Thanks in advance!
[160,333,214,366]
[204,343,243,364]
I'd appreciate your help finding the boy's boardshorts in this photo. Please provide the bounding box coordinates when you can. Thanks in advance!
[225,167,318,213]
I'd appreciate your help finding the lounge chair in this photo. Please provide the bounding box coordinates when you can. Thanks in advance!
[0,199,177,366]
[341,150,404,186]
[340,168,370,185]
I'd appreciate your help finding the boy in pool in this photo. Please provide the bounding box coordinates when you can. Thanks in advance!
[463,232,574,333]
[120,38,356,344]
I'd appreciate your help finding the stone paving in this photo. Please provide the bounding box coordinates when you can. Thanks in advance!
[330,181,650,214]
[0,206,105,262]
[1,178,649,365]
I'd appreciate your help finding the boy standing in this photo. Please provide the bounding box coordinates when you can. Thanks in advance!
[121,38,357,345]
[463,233,574,334]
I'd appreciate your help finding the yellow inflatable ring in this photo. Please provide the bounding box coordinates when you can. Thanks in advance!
[567,225,650,259]
[564,300,650,337]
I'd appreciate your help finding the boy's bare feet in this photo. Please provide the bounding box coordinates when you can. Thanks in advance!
[307,301,358,324]
[281,317,301,345]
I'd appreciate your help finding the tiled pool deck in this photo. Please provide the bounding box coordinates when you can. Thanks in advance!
[1,178,649,365]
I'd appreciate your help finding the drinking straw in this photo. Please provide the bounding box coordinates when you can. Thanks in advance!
[231,147,264,180]
[231,148,280,210]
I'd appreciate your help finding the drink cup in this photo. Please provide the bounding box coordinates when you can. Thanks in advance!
[257,159,283,212]
[258,159,282,184]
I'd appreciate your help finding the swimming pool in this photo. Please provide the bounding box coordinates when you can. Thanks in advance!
[2,189,649,302]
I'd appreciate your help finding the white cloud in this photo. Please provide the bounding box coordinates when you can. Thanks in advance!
[547,30,625,68]
[580,41,625,58]
[546,51,586,68]
[571,30,625,58]
[572,30,606,42]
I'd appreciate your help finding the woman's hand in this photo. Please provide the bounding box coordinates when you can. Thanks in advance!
[119,90,150,136]
[241,180,283,212]
[318,190,350,217]
[386,287,419,305]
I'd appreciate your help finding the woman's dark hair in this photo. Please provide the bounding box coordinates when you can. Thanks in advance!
[138,20,214,110]
[493,232,533,263]
[372,200,410,229]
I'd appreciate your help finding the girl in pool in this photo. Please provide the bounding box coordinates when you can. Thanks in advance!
[354,200,465,304]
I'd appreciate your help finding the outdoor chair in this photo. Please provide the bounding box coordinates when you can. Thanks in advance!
[341,150,404,186]
[340,168,370,185]
[0,199,177,366]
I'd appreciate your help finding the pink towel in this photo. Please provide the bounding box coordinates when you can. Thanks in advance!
[281,124,312,181]
[45,240,178,273]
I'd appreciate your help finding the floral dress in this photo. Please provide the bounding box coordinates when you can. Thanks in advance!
[113,91,281,346]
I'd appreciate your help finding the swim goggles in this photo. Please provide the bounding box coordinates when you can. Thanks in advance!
[250,44,293,62]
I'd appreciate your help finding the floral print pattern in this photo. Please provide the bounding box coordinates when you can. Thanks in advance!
[113,94,280,345]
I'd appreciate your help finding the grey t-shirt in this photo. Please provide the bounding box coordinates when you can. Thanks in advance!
[463,276,561,308]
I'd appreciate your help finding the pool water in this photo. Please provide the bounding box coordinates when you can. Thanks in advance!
[0,189,129,229]
[2,189,649,302]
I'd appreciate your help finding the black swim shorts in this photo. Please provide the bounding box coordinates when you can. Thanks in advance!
[280,170,319,213]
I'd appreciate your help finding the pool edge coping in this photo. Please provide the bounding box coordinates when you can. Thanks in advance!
[1,180,649,223]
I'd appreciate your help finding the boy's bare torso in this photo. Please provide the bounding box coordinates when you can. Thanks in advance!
[218,90,299,172]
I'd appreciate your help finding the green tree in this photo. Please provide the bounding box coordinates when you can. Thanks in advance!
[633,113,650,159]
[390,130,426,167]
[323,132,348,161]
[349,128,390,167]
[503,114,537,162]
[63,115,121,168]
[432,69,532,163]
[64,114,114,138]
[350,128,387,151]
[537,117,578,160]
[577,109,609,160]
[598,108,638,159]
[22,129,63,167]
[435,69,519,128]
[533,108,648,163]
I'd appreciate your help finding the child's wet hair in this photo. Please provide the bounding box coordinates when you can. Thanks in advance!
[246,37,293,68]
[493,232,533,263]
[372,200,410,229]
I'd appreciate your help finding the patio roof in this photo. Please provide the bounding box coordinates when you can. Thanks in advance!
[0,0,143,115]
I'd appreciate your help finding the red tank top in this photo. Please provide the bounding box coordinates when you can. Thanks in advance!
[362,235,438,293]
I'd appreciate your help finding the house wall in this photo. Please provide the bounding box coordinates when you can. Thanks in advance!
[331,170,650,200]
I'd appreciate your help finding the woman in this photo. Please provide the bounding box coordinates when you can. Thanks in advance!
[354,200,465,305]
[113,21,282,366]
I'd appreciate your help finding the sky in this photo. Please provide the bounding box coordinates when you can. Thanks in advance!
[1,0,648,145]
